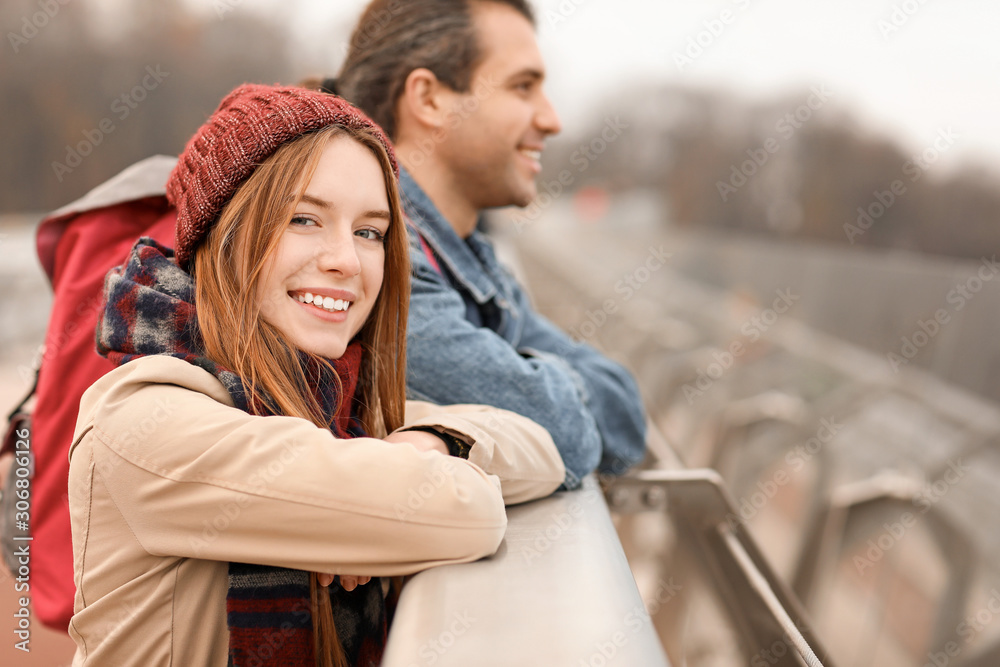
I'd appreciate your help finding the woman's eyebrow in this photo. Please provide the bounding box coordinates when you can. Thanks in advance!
[291,193,390,220]
[299,193,333,210]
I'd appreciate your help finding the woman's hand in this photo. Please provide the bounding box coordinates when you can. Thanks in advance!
[384,429,449,455]
[312,430,449,594]
[317,573,372,591]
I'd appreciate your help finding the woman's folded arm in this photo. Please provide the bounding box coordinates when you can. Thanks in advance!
[401,400,565,505]
[71,356,507,577]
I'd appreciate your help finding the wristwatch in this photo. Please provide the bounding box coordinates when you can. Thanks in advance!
[401,425,472,460]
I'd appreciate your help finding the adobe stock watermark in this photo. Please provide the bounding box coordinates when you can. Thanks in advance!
[682,288,800,404]
[63,395,178,559]
[188,436,307,556]
[920,588,1000,667]
[543,0,592,28]
[725,418,843,530]
[92,599,143,655]
[521,482,602,565]
[338,0,404,54]
[18,294,101,385]
[62,398,178,507]
[402,74,501,168]
[877,0,933,40]
[84,397,177,488]
[407,610,475,667]
[213,0,246,19]
[51,65,171,182]
[750,634,802,667]
[568,244,673,342]
[717,85,835,202]
[886,255,998,373]
[512,116,629,232]
[844,126,960,244]
[673,0,755,72]
[853,458,969,575]
[388,408,518,523]
[243,619,305,667]
[578,577,682,667]
[392,456,460,522]
[7,0,71,54]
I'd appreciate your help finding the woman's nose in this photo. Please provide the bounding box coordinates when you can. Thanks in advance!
[317,228,362,276]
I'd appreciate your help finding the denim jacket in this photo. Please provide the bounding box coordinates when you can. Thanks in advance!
[399,168,647,489]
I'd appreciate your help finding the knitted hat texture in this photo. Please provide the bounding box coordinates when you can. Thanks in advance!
[166,83,397,268]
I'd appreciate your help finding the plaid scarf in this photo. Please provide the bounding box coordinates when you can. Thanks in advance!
[97,237,386,666]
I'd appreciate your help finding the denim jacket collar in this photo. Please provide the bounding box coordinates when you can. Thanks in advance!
[399,167,499,304]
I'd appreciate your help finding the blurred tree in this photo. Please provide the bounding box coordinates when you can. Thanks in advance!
[541,83,1000,261]
[1,0,295,212]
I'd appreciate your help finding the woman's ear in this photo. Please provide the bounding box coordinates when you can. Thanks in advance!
[397,67,451,135]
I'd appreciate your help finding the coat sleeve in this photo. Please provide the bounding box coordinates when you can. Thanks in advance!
[71,356,507,577]
[401,400,565,505]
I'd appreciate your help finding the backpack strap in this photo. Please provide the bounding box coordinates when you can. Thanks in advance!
[417,233,442,274]
[2,349,40,457]
[405,215,442,275]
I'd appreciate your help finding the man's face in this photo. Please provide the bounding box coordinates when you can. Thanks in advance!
[436,2,562,210]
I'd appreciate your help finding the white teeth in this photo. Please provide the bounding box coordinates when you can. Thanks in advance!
[520,149,541,161]
[295,292,350,312]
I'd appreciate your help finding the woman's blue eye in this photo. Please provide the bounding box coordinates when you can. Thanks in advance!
[290,215,316,226]
[356,228,385,242]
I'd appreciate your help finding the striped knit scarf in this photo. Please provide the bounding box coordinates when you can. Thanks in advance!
[97,237,386,666]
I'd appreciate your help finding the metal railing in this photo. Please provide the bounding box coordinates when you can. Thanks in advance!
[382,476,672,667]
[605,468,834,667]
[505,210,1000,666]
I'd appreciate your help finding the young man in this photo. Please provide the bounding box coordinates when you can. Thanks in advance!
[334,0,647,488]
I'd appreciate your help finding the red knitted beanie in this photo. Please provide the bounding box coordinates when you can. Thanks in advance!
[166,83,398,269]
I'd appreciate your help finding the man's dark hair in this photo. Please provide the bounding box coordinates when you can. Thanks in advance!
[337,0,535,140]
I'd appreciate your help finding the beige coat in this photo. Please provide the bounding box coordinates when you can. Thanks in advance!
[67,355,564,666]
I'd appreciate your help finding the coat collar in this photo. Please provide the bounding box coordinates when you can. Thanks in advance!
[398,167,499,304]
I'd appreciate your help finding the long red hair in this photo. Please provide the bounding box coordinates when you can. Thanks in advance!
[192,123,409,667]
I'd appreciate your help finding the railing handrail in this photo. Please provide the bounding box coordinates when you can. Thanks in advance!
[382,476,671,667]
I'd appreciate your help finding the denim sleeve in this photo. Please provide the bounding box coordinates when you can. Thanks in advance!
[405,251,646,490]
[508,279,648,482]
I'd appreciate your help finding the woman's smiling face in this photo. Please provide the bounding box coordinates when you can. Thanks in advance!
[256,134,390,360]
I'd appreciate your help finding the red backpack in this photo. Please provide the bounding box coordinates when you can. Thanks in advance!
[0,156,443,630]
[1,157,177,630]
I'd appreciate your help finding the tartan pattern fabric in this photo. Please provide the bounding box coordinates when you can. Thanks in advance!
[97,237,386,666]
[226,565,386,667]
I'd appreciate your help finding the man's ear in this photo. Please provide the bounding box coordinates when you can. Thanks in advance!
[397,67,451,134]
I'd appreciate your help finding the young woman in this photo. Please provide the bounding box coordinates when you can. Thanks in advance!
[66,84,564,667]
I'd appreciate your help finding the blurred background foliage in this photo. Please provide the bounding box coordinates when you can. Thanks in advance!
[1,0,295,211]
[543,85,1000,260]
[2,0,999,261]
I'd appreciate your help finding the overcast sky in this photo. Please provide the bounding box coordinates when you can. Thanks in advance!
[196,0,999,174]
